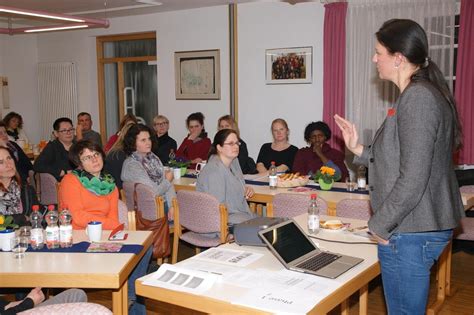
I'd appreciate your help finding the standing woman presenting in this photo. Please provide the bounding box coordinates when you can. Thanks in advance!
[335,19,464,314]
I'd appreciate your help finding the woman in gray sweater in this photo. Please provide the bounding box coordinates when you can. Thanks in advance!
[121,124,176,221]
[196,129,255,225]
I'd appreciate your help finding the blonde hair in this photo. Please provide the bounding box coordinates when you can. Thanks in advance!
[217,115,240,137]
[153,114,169,124]
[271,118,289,141]
[107,121,136,155]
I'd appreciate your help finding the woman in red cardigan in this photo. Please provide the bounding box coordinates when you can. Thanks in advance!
[176,112,211,167]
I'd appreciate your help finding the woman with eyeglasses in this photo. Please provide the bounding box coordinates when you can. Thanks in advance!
[34,117,76,181]
[196,129,256,226]
[58,139,152,315]
[151,114,177,165]
[292,121,348,180]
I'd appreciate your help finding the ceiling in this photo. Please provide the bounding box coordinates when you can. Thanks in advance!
[0,0,319,27]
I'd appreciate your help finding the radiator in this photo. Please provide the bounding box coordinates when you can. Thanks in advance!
[37,62,78,139]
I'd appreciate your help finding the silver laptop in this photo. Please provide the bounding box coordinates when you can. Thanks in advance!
[258,219,363,279]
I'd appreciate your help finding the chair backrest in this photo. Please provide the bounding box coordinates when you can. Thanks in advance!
[35,173,59,205]
[122,181,163,221]
[336,199,372,221]
[117,199,131,230]
[175,190,224,233]
[460,185,474,194]
[454,217,474,241]
[269,193,328,218]
[18,302,112,315]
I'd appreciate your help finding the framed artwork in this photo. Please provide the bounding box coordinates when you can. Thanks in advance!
[265,47,312,84]
[174,49,221,100]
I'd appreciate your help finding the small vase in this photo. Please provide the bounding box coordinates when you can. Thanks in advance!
[318,178,334,191]
[180,167,187,176]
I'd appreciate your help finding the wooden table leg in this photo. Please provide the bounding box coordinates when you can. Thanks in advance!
[427,242,451,315]
[112,280,128,315]
[445,242,454,296]
[359,284,369,315]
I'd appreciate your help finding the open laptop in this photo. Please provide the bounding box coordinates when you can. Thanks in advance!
[258,219,363,279]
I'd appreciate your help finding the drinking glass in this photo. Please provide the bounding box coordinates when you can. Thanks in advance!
[11,236,29,259]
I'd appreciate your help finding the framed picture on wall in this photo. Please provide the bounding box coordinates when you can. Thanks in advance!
[174,49,221,100]
[265,47,312,84]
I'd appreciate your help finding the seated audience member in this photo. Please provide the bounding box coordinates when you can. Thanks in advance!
[121,124,176,221]
[217,115,256,174]
[104,114,138,153]
[104,122,136,190]
[176,112,211,167]
[0,287,87,315]
[0,146,37,225]
[0,122,33,184]
[34,117,75,181]
[75,112,102,146]
[151,114,177,165]
[3,111,29,145]
[197,129,256,226]
[293,121,348,180]
[256,118,298,174]
[58,140,151,315]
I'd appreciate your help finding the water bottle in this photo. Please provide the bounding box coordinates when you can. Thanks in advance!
[45,204,59,249]
[269,161,278,190]
[59,206,73,248]
[30,205,44,250]
[357,165,367,190]
[307,194,320,235]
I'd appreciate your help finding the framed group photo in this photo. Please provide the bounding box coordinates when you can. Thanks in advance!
[265,46,312,84]
[174,49,221,100]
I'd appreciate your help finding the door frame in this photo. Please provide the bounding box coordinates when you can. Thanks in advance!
[96,32,157,142]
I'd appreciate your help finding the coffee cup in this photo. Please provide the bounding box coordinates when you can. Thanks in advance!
[173,168,182,180]
[0,229,16,251]
[86,221,102,242]
[195,161,207,175]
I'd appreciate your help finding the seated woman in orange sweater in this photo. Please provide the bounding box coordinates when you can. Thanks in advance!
[58,140,151,315]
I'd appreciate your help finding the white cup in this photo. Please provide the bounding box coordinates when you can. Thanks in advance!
[195,161,207,175]
[86,221,102,242]
[0,229,16,251]
[173,168,182,180]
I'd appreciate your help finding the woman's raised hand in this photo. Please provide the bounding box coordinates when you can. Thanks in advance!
[334,114,363,156]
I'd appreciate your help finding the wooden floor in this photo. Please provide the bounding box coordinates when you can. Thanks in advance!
[86,241,474,314]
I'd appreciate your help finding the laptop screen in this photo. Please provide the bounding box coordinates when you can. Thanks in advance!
[260,221,316,263]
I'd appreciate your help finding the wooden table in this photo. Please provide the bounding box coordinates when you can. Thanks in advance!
[173,175,369,216]
[0,230,152,315]
[136,214,380,314]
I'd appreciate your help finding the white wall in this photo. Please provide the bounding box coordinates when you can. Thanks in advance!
[1,2,325,157]
[238,2,325,158]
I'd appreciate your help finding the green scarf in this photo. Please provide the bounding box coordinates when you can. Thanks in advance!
[73,170,116,196]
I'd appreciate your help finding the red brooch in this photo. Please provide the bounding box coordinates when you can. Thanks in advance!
[387,108,396,117]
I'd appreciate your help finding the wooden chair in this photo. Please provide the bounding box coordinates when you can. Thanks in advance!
[18,302,112,315]
[117,199,136,231]
[35,173,59,205]
[172,190,228,264]
[267,193,328,217]
[122,181,166,222]
[460,185,474,194]
[335,199,372,220]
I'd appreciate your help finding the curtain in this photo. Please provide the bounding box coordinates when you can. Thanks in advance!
[323,2,347,152]
[455,0,474,165]
[345,0,457,145]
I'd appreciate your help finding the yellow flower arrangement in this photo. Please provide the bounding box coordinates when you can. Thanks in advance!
[0,214,18,231]
[313,165,340,184]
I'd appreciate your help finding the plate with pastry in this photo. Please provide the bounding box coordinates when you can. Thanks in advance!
[319,219,349,231]
[276,172,310,188]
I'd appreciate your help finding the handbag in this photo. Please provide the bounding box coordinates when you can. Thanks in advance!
[133,184,171,259]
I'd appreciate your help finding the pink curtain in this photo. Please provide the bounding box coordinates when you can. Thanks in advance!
[323,2,347,152]
[455,0,474,164]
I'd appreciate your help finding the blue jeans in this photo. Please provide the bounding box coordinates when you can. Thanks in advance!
[378,230,452,315]
[128,246,153,315]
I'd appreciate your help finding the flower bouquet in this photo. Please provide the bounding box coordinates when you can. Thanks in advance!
[168,157,190,176]
[313,166,340,190]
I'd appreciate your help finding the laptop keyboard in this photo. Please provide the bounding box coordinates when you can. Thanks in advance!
[296,252,342,272]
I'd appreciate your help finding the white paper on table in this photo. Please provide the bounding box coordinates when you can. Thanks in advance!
[179,259,241,277]
[142,263,219,294]
[193,247,264,267]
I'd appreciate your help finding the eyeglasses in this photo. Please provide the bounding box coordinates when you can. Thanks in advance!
[80,151,101,162]
[223,141,241,147]
[154,122,168,127]
[58,128,74,134]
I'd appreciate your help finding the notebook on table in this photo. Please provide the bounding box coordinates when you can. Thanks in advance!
[258,219,363,279]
